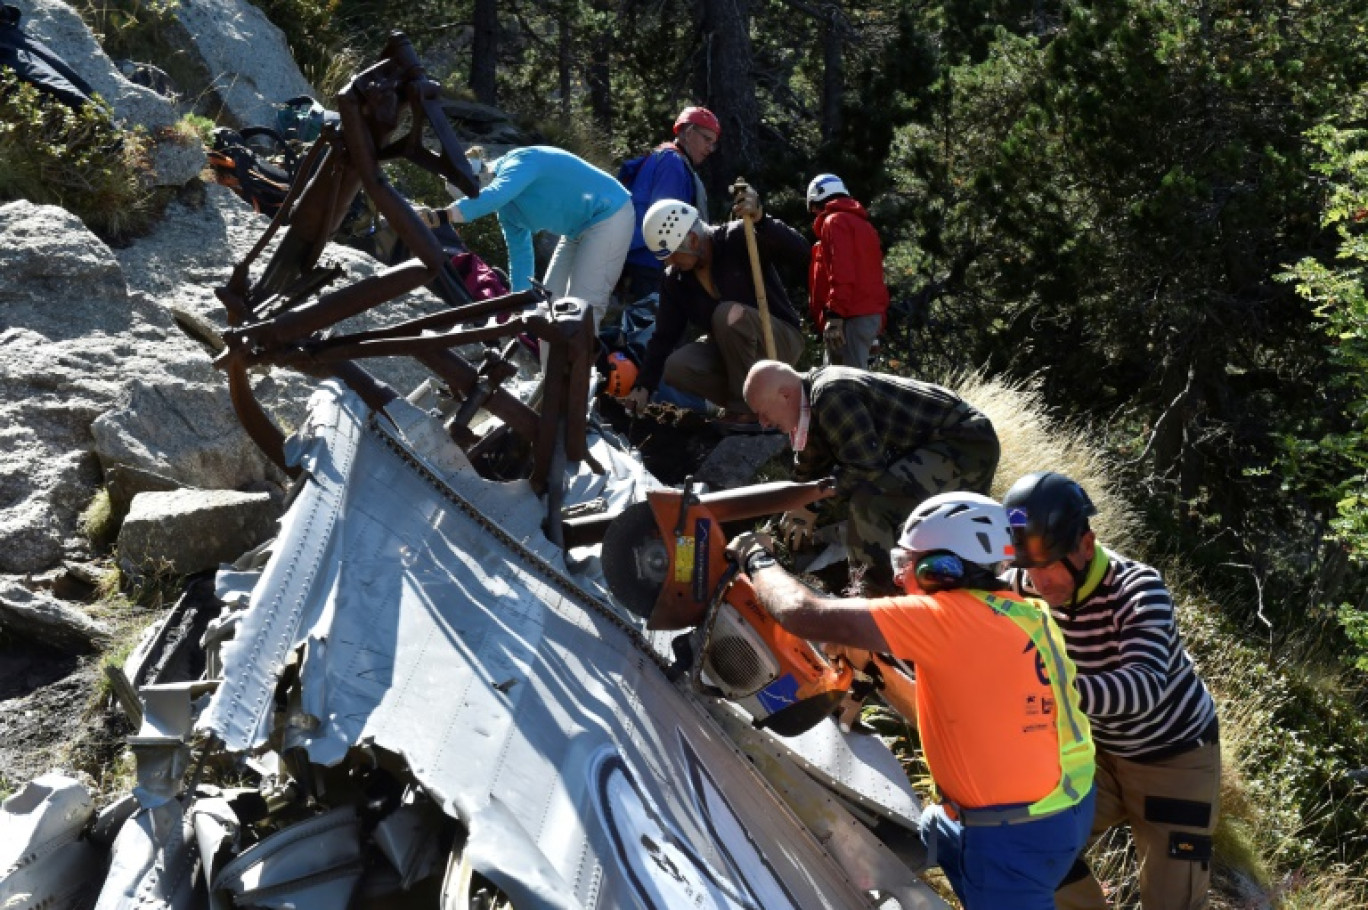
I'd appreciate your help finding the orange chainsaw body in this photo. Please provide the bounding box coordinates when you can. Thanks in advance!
[630,483,854,736]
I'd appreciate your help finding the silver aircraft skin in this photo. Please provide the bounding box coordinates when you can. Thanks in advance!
[2,383,945,909]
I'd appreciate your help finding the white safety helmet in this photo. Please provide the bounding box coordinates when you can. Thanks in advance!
[806,173,849,207]
[898,492,1015,568]
[642,199,699,260]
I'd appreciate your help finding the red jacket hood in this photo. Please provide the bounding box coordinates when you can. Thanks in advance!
[813,196,870,230]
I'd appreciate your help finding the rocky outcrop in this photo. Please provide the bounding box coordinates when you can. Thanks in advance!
[15,0,205,187]
[0,188,449,576]
[16,0,179,132]
[117,489,279,577]
[166,0,318,129]
[0,581,112,653]
[91,381,286,494]
[16,0,323,187]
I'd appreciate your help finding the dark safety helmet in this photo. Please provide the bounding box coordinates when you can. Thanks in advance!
[1002,471,1097,568]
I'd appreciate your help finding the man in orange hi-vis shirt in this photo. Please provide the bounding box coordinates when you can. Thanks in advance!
[728,492,1096,910]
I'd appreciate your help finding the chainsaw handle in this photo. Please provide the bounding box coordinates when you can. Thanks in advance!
[562,478,834,550]
[695,478,835,524]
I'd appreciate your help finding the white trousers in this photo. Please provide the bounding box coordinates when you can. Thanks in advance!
[543,201,634,331]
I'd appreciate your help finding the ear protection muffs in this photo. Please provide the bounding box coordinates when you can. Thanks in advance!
[915,551,965,592]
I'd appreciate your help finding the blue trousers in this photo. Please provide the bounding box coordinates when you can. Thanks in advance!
[919,787,1096,910]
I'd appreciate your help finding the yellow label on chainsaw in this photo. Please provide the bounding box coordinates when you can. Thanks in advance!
[674,535,695,584]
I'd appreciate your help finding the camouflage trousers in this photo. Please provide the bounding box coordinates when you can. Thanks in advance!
[847,427,1000,595]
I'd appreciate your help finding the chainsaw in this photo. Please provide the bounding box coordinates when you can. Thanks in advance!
[594,478,856,737]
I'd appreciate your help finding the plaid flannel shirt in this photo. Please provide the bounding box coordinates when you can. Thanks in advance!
[794,367,996,499]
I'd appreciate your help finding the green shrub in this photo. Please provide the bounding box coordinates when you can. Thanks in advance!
[0,70,158,241]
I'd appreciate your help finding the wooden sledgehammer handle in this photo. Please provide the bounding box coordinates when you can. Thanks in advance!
[731,177,778,359]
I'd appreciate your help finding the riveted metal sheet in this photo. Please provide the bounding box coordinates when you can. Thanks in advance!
[200,383,939,909]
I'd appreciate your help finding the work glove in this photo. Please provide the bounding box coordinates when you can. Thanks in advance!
[732,185,763,221]
[778,504,817,551]
[418,204,464,229]
[727,530,777,576]
[623,386,650,414]
[823,316,845,350]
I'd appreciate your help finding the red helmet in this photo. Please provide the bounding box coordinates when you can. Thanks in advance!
[674,106,721,137]
[604,352,639,397]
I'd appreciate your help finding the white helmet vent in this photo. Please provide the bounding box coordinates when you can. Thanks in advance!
[898,492,1014,568]
[643,199,700,260]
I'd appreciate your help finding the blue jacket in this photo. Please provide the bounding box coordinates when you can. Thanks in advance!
[624,145,707,270]
[455,146,631,291]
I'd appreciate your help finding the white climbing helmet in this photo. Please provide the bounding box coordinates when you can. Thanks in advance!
[898,492,1015,568]
[643,199,699,260]
[806,173,848,207]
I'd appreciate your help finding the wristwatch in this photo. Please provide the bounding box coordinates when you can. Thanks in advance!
[744,548,777,578]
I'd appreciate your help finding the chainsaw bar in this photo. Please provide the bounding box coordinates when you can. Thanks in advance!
[601,500,670,619]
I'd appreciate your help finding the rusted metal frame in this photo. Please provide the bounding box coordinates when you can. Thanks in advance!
[253,152,365,302]
[445,343,522,447]
[528,303,605,491]
[338,40,472,279]
[248,264,347,326]
[275,311,554,363]
[562,313,598,467]
[532,331,572,496]
[294,288,542,348]
[224,260,439,351]
[416,350,540,442]
[217,130,333,320]
[380,36,480,199]
[226,360,291,475]
[222,343,400,479]
[212,33,605,500]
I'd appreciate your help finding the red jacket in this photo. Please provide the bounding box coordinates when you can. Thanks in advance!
[809,197,889,330]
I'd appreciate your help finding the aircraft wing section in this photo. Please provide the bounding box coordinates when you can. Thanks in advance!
[199,381,944,909]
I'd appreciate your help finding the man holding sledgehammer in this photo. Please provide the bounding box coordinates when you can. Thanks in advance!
[623,185,808,432]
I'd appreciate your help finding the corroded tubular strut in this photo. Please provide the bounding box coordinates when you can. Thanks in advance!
[212,33,601,508]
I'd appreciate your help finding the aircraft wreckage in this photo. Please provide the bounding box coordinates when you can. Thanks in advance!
[0,36,947,909]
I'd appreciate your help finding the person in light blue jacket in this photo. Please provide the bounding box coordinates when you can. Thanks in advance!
[436,145,633,329]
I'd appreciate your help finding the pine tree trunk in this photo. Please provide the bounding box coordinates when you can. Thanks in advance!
[821,8,843,145]
[557,0,573,122]
[587,16,611,132]
[695,0,760,219]
[470,0,498,105]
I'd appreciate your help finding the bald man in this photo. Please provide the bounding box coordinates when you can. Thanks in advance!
[744,360,1000,593]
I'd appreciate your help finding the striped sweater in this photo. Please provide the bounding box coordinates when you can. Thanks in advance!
[1006,547,1216,759]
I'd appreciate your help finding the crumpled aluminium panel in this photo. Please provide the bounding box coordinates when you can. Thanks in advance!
[0,775,105,910]
[198,383,939,909]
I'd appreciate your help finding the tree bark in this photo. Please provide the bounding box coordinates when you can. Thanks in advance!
[470,0,498,105]
[586,4,611,133]
[820,5,843,145]
[694,0,760,219]
[557,0,573,122]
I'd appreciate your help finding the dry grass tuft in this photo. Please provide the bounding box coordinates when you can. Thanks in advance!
[944,370,1143,553]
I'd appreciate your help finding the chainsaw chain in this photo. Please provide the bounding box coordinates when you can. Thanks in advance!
[369,418,672,672]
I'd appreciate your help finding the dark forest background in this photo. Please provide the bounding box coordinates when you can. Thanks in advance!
[265,0,1368,658]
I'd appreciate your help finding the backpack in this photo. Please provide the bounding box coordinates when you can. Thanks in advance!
[207,126,297,217]
[275,95,331,143]
[616,152,650,191]
[450,250,509,302]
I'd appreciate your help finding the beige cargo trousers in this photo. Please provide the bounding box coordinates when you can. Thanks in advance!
[1056,738,1221,910]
